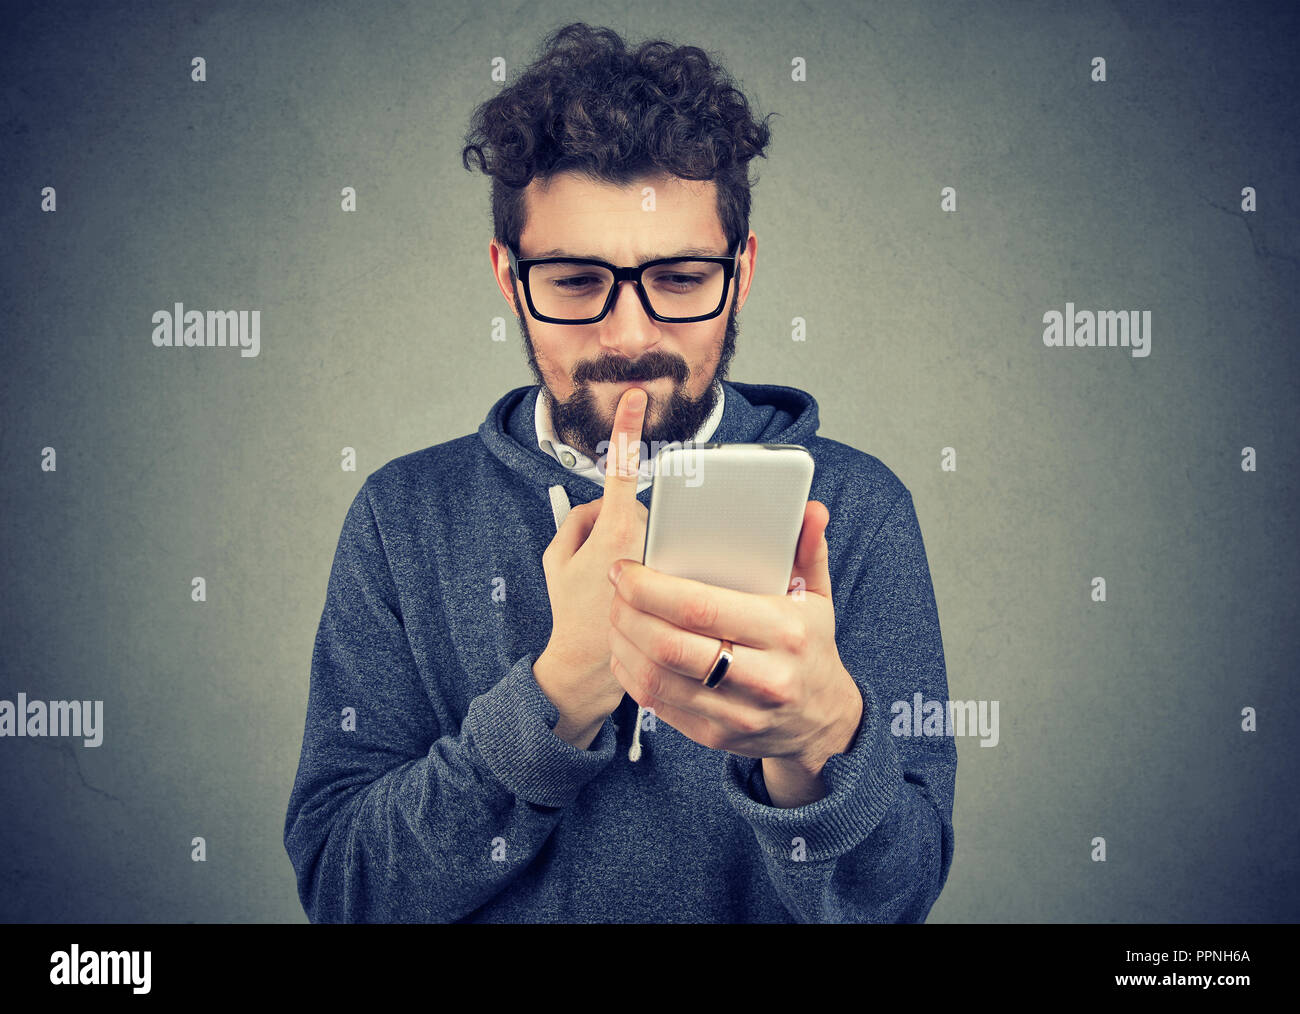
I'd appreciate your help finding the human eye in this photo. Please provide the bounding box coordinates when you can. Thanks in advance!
[647,262,710,291]
[552,273,601,290]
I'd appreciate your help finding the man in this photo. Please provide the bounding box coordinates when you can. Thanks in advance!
[284,22,956,923]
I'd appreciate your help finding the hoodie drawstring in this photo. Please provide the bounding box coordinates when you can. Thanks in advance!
[547,484,571,530]
[547,483,646,763]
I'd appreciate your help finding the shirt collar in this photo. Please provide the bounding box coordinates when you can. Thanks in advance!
[535,381,725,493]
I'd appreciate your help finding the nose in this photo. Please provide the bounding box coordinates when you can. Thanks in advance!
[598,279,660,358]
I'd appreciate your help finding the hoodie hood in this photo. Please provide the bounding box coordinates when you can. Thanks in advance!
[478,380,820,503]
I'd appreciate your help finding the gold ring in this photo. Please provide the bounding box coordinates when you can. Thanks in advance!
[703,639,734,688]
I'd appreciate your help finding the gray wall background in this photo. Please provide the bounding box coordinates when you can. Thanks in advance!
[2,0,1297,922]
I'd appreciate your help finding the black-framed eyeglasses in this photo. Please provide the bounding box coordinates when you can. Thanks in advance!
[506,239,743,324]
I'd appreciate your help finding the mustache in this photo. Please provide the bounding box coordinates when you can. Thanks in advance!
[573,352,689,385]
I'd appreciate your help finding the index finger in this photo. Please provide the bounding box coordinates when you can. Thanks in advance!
[602,386,648,504]
[610,561,792,651]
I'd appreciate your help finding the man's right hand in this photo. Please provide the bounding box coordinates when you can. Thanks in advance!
[534,387,650,747]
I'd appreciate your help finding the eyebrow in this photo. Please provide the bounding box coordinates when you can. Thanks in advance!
[528,246,728,261]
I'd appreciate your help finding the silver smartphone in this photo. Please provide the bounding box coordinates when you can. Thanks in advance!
[641,443,816,596]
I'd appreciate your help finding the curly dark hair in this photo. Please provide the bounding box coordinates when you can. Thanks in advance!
[461,22,776,275]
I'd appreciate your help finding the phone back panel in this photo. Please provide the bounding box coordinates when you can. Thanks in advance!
[641,443,815,596]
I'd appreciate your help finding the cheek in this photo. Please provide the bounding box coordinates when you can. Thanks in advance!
[689,338,724,388]
[534,340,578,388]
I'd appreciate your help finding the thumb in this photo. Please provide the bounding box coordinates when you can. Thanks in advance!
[789,500,833,600]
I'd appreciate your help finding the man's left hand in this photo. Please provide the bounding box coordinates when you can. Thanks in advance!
[606,500,865,800]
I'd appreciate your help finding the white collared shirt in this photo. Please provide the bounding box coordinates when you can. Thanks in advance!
[535,382,725,493]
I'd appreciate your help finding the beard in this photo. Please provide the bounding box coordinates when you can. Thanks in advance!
[514,286,739,462]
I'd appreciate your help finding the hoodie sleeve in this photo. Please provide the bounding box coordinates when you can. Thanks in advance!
[718,488,957,923]
[283,482,618,923]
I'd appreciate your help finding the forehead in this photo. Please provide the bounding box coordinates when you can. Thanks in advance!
[519,171,727,260]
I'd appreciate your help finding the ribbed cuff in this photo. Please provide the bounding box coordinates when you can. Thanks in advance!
[721,678,901,862]
[463,653,617,808]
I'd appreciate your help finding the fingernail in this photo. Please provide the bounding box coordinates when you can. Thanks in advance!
[628,388,646,411]
[607,561,622,586]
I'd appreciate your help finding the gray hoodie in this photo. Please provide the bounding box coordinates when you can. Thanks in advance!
[283,380,956,922]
